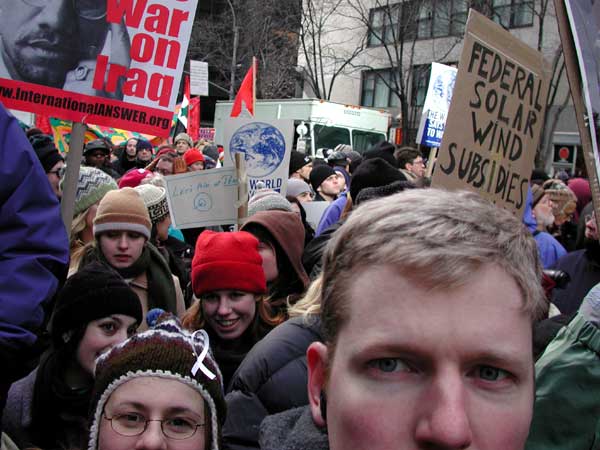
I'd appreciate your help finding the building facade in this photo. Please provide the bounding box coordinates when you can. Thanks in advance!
[297,0,580,173]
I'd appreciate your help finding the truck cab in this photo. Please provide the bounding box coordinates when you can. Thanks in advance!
[213,98,390,156]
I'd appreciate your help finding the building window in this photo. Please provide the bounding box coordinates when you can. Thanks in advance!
[361,69,401,108]
[368,3,417,46]
[411,64,431,107]
[416,0,471,39]
[492,0,533,28]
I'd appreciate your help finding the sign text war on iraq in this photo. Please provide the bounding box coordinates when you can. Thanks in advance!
[93,0,190,107]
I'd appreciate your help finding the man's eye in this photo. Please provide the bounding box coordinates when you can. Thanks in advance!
[368,358,411,373]
[477,365,509,381]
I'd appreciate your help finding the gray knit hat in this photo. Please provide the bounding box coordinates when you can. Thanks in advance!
[287,178,312,198]
[61,166,118,217]
[248,187,293,217]
[174,132,193,148]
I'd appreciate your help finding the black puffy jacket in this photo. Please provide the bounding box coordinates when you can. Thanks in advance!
[222,316,323,450]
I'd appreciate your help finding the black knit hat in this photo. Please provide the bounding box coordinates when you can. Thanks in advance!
[309,164,336,192]
[363,141,397,168]
[83,139,111,156]
[29,134,63,173]
[49,262,143,345]
[350,157,406,202]
[88,315,225,450]
[289,150,312,176]
[136,139,153,153]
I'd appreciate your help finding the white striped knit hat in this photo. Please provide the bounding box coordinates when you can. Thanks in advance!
[61,166,118,216]
[93,188,151,239]
[134,184,170,225]
[88,315,225,450]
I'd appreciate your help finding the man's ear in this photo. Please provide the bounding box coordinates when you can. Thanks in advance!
[307,342,328,427]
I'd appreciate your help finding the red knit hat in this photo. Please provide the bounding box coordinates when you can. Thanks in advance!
[192,230,266,296]
[118,168,154,188]
[184,148,205,167]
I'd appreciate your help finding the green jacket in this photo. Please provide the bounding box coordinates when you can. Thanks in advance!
[526,313,600,450]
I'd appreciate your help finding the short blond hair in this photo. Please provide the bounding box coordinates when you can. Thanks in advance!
[320,188,546,346]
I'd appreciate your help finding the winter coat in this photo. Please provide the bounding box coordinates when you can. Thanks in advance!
[302,221,344,279]
[223,316,323,450]
[523,186,567,269]
[2,364,90,450]
[259,406,329,450]
[550,249,600,315]
[0,105,69,384]
[525,313,600,450]
[315,192,347,237]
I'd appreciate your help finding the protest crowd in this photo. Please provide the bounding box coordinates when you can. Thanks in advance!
[2,99,600,450]
[1,1,600,450]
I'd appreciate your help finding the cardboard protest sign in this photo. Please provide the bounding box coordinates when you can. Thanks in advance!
[222,119,294,197]
[0,0,198,137]
[164,167,238,229]
[432,10,550,217]
[416,63,458,147]
[554,0,600,226]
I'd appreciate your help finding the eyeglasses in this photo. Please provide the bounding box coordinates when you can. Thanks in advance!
[103,413,204,440]
[21,0,106,20]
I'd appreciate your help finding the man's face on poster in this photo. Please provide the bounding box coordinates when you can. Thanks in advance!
[0,0,106,87]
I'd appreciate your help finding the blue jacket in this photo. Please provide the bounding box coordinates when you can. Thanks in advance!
[315,192,347,237]
[0,105,69,352]
[523,186,566,269]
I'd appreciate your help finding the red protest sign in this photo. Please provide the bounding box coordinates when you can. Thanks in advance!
[0,0,198,137]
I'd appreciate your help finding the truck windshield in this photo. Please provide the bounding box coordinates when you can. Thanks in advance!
[352,130,386,152]
[313,125,350,150]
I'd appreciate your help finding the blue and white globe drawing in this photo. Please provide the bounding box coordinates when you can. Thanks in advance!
[229,122,286,177]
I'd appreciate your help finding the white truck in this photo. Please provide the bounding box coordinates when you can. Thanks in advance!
[213,98,390,156]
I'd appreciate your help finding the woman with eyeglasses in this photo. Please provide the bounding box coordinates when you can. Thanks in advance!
[88,315,226,450]
[1,263,143,450]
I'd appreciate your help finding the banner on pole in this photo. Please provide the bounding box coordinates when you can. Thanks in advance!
[416,63,458,147]
[0,0,198,137]
[190,60,209,96]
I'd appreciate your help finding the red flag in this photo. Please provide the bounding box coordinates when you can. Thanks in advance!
[231,59,256,117]
[35,114,52,134]
[188,97,200,141]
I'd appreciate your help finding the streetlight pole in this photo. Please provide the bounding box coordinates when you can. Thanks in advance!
[227,0,239,100]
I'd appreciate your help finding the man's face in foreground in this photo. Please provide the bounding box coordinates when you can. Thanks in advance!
[0,0,98,86]
[308,263,534,450]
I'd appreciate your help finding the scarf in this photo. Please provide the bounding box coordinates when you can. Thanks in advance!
[80,243,178,314]
[30,352,92,450]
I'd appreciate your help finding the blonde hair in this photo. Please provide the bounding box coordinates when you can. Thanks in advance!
[320,188,547,346]
[287,274,323,319]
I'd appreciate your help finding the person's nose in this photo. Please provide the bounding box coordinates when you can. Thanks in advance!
[217,296,233,316]
[134,421,167,450]
[117,234,129,250]
[36,0,77,31]
[414,371,473,449]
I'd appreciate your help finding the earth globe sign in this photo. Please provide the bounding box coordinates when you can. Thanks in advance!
[229,122,286,177]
